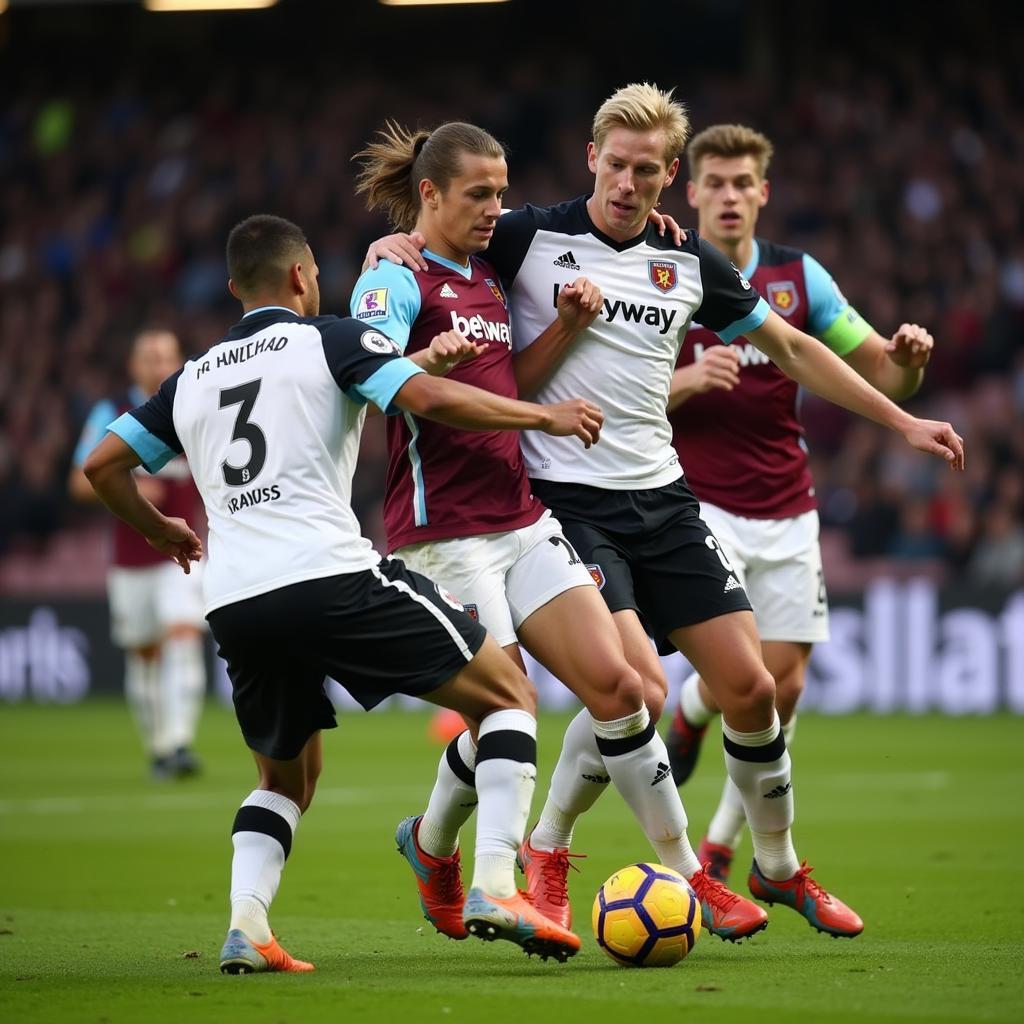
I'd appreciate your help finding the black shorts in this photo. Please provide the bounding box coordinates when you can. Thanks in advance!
[530,477,752,650]
[207,558,487,760]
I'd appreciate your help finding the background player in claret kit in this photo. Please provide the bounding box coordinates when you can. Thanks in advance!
[81,214,607,972]
[368,82,964,941]
[69,329,207,780]
[351,120,768,944]
[664,124,936,882]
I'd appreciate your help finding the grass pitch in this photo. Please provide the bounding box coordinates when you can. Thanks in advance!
[1,701,1020,1024]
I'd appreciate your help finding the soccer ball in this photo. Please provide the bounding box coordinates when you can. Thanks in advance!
[592,862,701,967]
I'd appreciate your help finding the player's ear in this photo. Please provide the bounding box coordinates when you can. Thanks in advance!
[587,142,598,173]
[760,178,770,207]
[290,262,306,295]
[420,177,439,210]
[663,157,679,188]
[228,278,241,301]
[686,180,698,210]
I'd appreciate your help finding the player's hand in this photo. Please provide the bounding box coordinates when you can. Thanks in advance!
[901,417,965,471]
[647,208,686,245]
[886,323,933,369]
[424,330,487,376]
[678,346,741,394]
[364,231,428,272]
[556,277,604,333]
[542,399,603,448]
[135,475,167,504]
[148,517,203,573]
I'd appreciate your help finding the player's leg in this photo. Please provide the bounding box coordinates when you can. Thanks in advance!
[344,557,578,960]
[665,504,751,785]
[220,734,320,974]
[209,586,337,975]
[670,614,861,936]
[109,567,174,776]
[155,562,208,775]
[423,635,580,959]
[701,640,809,879]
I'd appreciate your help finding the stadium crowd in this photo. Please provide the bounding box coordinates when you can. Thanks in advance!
[1,48,1022,589]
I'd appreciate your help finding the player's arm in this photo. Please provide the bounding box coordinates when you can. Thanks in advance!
[394,373,602,447]
[666,346,741,411]
[514,277,603,398]
[747,311,963,468]
[840,326,931,400]
[802,254,930,401]
[83,433,202,573]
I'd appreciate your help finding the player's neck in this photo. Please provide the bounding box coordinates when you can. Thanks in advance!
[415,226,471,269]
[701,229,754,273]
[240,297,305,317]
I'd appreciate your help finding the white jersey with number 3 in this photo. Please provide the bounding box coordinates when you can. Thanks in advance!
[107,307,423,613]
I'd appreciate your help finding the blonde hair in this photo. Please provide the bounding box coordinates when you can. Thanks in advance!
[687,124,774,180]
[592,82,690,164]
[354,121,505,232]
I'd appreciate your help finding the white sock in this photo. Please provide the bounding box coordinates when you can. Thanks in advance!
[532,708,610,852]
[229,789,302,943]
[124,652,168,757]
[419,731,478,858]
[470,709,537,898]
[706,777,747,850]
[594,707,701,879]
[161,634,206,750]
[679,672,714,728]
[706,711,801,851]
[721,712,799,879]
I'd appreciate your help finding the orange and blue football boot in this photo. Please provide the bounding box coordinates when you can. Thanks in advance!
[748,859,864,938]
[689,866,768,942]
[219,929,314,973]
[462,887,581,962]
[395,815,467,939]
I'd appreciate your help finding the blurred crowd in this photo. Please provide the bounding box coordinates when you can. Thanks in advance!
[1,35,1022,590]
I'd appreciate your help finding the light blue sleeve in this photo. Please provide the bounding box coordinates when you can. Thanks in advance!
[72,400,118,466]
[107,412,178,474]
[349,263,422,351]
[716,297,771,344]
[803,253,874,355]
[352,359,425,415]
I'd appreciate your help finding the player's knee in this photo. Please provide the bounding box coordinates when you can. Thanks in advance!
[725,666,776,720]
[586,662,644,721]
[486,664,538,717]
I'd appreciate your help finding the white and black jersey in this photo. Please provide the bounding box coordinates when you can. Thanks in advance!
[487,197,770,490]
[107,307,423,614]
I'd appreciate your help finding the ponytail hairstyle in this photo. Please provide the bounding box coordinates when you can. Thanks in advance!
[354,120,505,231]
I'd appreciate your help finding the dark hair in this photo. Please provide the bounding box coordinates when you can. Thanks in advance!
[353,121,505,231]
[226,214,309,296]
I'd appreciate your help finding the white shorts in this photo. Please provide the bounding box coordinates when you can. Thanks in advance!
[394,510,595,647]
[698,502,829,643]
[107,561,206,648]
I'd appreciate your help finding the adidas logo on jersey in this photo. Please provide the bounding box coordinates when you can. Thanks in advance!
[724,574,742,593]
[553,250,581,270]
[651,761,672,786]
[763,782,792,799]
[439,283,459,299]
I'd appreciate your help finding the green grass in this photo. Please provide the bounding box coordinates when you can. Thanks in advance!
[0,701,1021,1023]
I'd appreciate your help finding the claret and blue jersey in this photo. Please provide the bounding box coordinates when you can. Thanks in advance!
[351,250,543,553]
[671,238,873,519]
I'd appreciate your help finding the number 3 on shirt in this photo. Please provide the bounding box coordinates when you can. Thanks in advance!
[220,379,266,486]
